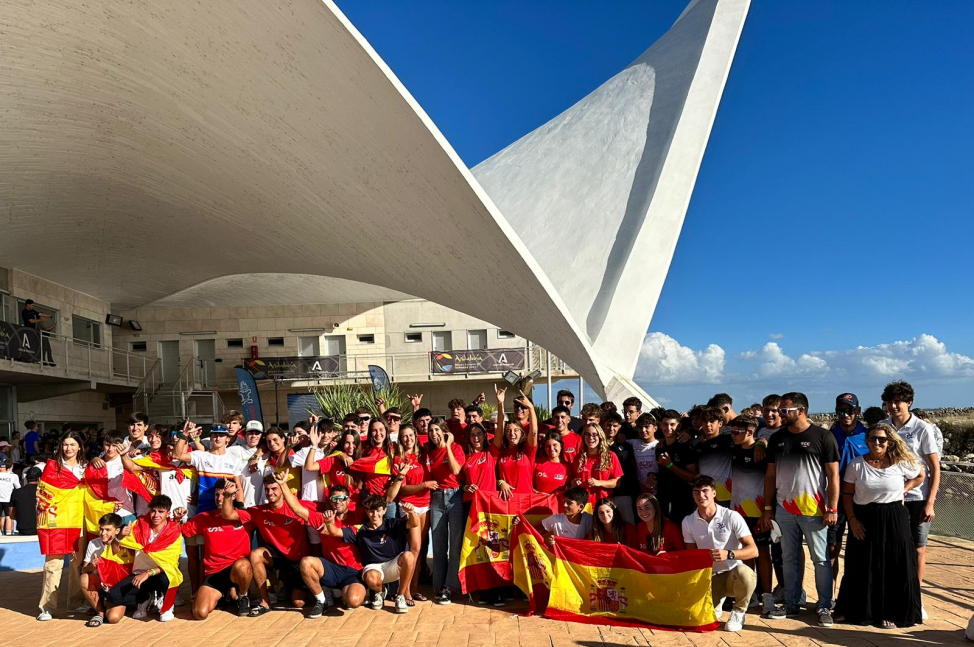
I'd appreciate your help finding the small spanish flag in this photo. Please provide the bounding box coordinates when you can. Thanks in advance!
[36,460,84,555]
[349,453,392,476]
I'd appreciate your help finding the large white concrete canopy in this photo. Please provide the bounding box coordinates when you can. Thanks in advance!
[0,0,749,401]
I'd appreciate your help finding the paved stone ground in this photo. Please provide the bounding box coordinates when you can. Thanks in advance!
[1,535,970,647]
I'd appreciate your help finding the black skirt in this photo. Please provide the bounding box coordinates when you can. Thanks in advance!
[835,501,921,627]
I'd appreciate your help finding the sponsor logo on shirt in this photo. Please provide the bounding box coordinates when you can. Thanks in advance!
[801,442,811,448]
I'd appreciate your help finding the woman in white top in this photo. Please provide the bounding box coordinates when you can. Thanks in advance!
[835,423,924,629]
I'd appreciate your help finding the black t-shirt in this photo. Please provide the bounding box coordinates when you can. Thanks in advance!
[655,439,697,500]
[342,515,409,565]
[609,441,638,497]
[11,484,38,534]
[767,424,839,516]
[21,308,37,329]
[694,434,734,502]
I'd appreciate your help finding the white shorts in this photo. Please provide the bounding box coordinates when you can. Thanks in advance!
[362,553,404,583]
[401,505,429,516]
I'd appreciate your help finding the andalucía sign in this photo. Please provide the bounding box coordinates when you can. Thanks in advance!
[430,348,525,375]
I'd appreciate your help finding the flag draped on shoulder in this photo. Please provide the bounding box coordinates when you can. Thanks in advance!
[120,517,184,590]
[133,452,195,486]
[82,463,154,536]
[36,460,84,555]
[458,491,559,594]
[510,517,718,631]
[96,541,135,589]
[349,452,392,476]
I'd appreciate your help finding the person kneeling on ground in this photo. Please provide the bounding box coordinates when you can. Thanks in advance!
[79,513,129,628]
[178,479,255,619]
[270,470,369,618]
[318,493,420,614]
[104,495,184,624]
[682,475,759,633]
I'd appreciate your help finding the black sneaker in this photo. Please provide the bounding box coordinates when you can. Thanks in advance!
[765,604,788,620]
[786,605,802,618]
[436,587,453,605]
[308,600,326,619]
[237,595,251,617]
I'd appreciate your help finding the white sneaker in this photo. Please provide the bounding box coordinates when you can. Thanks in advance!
[714,597,726,621]
[725,609,746,632]
[36,610,53,621]
[921,604,929,621]
[395,594,408,614]
[133,600,150,619]
[159,609,174,622]
[371,588,385,610]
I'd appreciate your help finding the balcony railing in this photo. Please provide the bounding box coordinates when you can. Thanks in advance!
[0,326,153,385]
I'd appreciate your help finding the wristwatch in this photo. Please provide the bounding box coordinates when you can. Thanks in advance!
[727,550,735,560]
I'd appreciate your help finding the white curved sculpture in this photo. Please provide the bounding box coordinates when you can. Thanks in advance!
[0,0,749,401]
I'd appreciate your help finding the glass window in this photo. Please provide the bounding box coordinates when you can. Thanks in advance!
[497,330,515,339]
[404,332,422,343]
[357,334,375,344]
[17,299,58,334]
[432,331,452,352]
[298,336,320,357]
[72,315,102,347]
[467,329,488,350]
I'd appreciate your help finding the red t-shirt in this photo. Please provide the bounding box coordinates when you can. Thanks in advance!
[446,419,468,447]
[317,454,359,498]
[394,454,430,507]
[423,444,466,490]
[559,432,583,464]
[573,452,623,504]
[533,460,570,495]
[461,450,497,502]
[634,518,686,555]
[591,522,639,546]
[181,509,255,575]
[249,502,312,561]
[308,507,365,569]
[495,444,536,493]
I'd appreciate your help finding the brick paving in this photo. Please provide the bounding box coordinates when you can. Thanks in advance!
[1,535,970,647]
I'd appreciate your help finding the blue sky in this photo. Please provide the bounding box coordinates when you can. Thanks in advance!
[337,1,974,410]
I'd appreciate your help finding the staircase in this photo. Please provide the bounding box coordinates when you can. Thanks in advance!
[133,357,227,426]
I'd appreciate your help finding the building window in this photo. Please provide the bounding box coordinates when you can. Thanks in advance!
[404,332,422,344]
[497,330,515,339]
[226,338,244,348]
[72,315,102,348]
[467,329,487,350]
[432,331,452,352]
[298,336,321,357]
[131,341,147,352]
[17,299,59,334]
[357,334,375,344]
[268,337,285,347]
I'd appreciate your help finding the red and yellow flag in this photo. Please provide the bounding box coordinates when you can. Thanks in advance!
[349,452,392,476]
[36,460,84,555]
[119,516,184,590]
[82,463,155,536]
[511,516,719,631]
[95,541,135,589]
[458,491,559,594]
[133,452,196,487]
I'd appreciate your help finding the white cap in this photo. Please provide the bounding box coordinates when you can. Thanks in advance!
[245,420,264,433]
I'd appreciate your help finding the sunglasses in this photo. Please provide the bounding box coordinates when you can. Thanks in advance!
[835,408,855,416]
[867,436,888,444]
[730,429,752,435]
[329,495,350,502]
[763,408,779,414]
[358,416,371,422]
[385,415,402,422]
[779,407,800,414]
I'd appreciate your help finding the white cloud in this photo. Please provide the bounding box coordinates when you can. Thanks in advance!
[636,332,725,384]
[739,343,829,378]
[769,333,785,340]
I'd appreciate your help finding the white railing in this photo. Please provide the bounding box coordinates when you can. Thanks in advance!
[2,330,154,385]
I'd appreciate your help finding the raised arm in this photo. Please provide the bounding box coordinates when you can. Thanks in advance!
[493,385,507,449]
[220,480,240,522]
[273,471,311,524]
[444,434,462,475]
[171,421,199,463]
[521,391,538,450]
[303,429,324,472]
[118,447,143,474]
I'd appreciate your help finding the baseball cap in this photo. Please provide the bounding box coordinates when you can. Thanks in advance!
[209,424,230,435]
[245,420,264,433]
[835,393,859,409]
[0,440,10,448]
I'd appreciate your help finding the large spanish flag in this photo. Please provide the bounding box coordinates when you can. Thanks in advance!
[133,451,196,488]
[458,490,559,593]
[36,460,84,555]
[83,463,155,536]
[120,516,184,612]
[511,516,719,631]
[96,541,135,589]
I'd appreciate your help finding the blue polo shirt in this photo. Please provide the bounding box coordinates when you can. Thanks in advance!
[831,422,868,477]
[342,516,409,565]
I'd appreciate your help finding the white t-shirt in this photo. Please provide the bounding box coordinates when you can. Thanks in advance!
[843,456,921,505]
[84,538,108,564]
[228,444,267,508]
[541,512,592,539]
[682,505,751,574]
[104,456,134,516]
[884,416,938,502]
[0,473,21,502]
[290,446,325,502]
[158,463,193,513]
[757,426,779,443]
[627,438,659,484]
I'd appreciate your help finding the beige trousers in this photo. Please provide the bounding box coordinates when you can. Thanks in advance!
[38,537,87,613]
[712,563,757,613]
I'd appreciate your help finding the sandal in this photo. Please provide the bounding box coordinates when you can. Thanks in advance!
[249,604,272,617]
[411,593,428,602]
[86,615,104,628]
[881,620,896,629]
[404,598,416,607]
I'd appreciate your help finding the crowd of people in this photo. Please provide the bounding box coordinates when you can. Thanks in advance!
[8,379,943,633]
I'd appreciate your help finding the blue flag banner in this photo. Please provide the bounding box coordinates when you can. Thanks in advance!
[368,364,391,393]
[234,367,263,423]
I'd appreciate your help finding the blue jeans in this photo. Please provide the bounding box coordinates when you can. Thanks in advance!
[383,501,398,521]
[776,504,832,610]
[430,487,464,591]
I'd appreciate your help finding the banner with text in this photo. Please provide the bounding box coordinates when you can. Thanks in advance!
[0,322,40,362]
[430,348,525,375]
[243,356,341,379]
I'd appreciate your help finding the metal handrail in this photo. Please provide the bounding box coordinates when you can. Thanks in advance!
[16,329,152,384]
